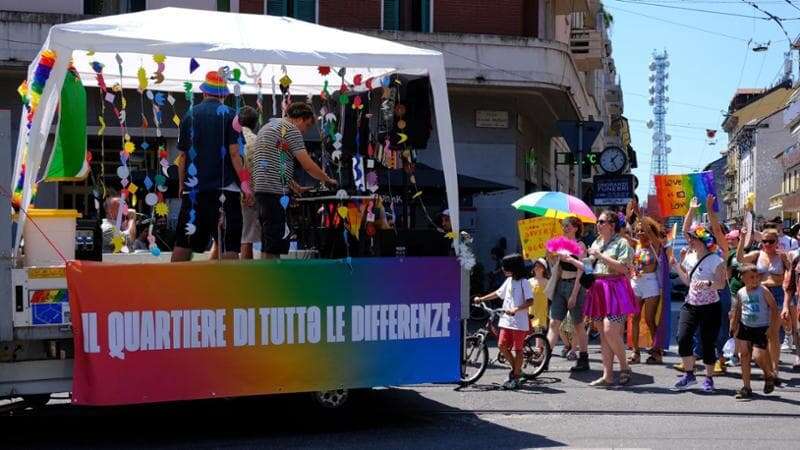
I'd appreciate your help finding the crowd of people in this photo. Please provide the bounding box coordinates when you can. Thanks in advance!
[474,194,800,399]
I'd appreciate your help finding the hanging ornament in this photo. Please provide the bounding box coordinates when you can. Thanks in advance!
[318,66,331,76]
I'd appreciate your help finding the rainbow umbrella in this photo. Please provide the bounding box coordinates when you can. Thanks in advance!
[511,191,597,223]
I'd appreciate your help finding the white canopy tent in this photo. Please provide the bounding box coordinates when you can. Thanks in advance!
[11,7,459,256]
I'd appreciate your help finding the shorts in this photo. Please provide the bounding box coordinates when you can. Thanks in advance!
[256,192,289,255]
[550,278,585,322]
[498,328,526,352]
[175,191,242,254]
[241,202,261,244]
[736,324,769,350]
[632,272,660,299]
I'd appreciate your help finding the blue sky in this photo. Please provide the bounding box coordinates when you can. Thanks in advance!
[605,0,800,200]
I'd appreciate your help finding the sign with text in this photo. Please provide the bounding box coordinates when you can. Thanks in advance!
[67,258,460,406]
[475,110,509,128]
[654,171,718,217]
[517,217,562,260]
[593,174,634,206]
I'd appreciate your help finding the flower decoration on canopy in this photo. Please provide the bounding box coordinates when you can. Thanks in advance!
[318,66,331,76]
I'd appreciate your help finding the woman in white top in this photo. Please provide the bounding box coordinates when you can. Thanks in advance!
[670,198,727,393]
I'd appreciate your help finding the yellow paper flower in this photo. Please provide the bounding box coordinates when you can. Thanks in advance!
[123,140,135,154]
[154,201,169,217]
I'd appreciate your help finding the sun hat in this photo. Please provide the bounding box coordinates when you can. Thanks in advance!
[200,70,229,97]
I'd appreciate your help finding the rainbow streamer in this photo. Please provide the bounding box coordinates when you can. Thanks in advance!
[13,49,57,211]
[654,171,717,217]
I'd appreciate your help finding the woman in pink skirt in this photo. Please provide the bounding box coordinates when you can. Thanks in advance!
[585,210,639,387]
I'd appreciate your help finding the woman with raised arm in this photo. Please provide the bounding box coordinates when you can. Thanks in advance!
[671,197,727,393]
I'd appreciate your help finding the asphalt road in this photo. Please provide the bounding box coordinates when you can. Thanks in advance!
[4,343,800,449]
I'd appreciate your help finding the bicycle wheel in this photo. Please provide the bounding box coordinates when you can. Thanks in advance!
[521,332,551,380]
[461,334,489,385]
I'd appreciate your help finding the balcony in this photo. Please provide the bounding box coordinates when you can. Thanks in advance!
[360,30,600,119]
[554,0,590,15]
[0,10,88,66]
[570,28,604,71]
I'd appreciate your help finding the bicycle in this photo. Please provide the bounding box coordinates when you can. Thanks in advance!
[460,303,552,385]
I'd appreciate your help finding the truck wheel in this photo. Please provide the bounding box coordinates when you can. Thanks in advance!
[22,394,50,408]
[312,389,350,409]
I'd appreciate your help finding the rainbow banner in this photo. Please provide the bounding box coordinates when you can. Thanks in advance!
[67,258,460,406]
[654,171,718,217]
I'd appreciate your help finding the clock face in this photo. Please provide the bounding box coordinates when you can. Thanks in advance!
[599,147,627,174]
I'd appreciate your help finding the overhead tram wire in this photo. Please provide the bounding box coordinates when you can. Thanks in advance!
[606,5,752,42]
[626,92,723,112]
[614,0,800,20]
[740,0,795,42]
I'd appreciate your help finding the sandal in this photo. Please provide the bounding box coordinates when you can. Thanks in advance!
[618,368,633,386]
[645,349,663,365]
[627,351,641,364]
[589,377,614,388]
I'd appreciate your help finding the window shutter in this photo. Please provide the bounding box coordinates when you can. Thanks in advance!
[267,0,287,16]
[293,0,316,22]
[216,0,231,12]
[420,0,431,32]
[383,0,399,30]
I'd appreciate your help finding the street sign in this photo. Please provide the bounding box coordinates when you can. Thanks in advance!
[556,120,604,154]
[593,174,634,206]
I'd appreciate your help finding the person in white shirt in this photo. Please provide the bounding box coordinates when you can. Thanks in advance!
[100,196,136,253]
[473,254,533,390]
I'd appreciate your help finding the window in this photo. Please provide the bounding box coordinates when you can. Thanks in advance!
[383,0,431,32]
[217,0,230,12]
[267,0,317,23]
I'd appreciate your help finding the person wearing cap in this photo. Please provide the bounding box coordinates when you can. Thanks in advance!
[252,102,337,258]
[172,70,251,262]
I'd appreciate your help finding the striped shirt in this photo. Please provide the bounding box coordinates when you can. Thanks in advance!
[252,118,306,194]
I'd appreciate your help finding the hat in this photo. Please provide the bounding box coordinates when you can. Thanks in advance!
[534,258,548,270]
[200,70,229,97]
[441,209,450,216]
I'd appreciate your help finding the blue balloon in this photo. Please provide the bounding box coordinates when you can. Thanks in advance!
[279,195,290,210]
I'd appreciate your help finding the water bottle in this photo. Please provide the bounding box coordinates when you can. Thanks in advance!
[583,259,594,274]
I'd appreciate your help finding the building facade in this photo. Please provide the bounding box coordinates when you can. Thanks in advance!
[1,0,628,269]
[721,83,792,223]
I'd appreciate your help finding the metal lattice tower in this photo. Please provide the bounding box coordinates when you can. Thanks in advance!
[647,50,671,195]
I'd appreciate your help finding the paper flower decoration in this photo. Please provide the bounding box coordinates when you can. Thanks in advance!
[154,201,169,217]
[318,66,331,76]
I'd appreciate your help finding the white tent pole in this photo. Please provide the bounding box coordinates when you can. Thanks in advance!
[13,39,73,256]
[428,62,460,251]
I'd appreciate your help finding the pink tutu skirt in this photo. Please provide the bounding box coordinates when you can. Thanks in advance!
[583,274,640,319]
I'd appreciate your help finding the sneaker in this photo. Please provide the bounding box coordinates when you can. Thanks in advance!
[566,350,578,361]
[735,386,753,401]
[672,373,697,391]
[793,355,800,370]
[702,377,715,393]
[713,360,727,375]
[502,378,519,390]
[782,335,793,351]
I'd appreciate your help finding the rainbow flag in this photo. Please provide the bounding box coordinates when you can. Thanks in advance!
[654,171,717,217]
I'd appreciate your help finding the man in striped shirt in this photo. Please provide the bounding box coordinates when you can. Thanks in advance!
[252,102,336,258]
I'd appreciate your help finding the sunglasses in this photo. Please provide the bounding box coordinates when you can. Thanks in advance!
[597,220,611,225]
[763,239,777,245]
